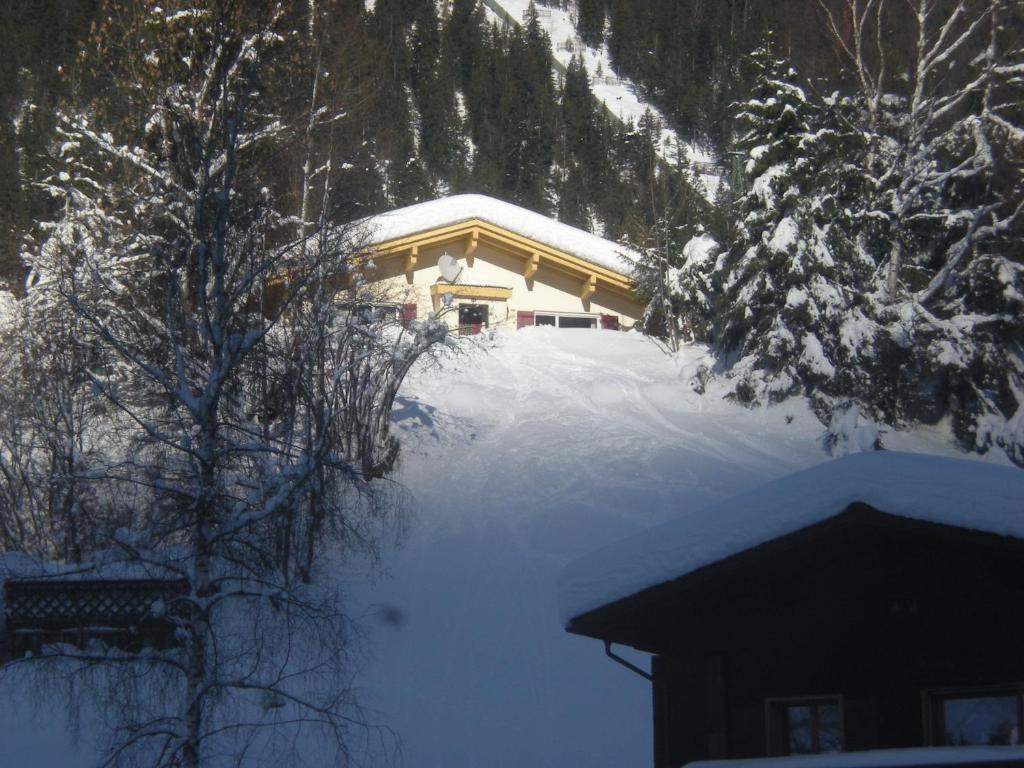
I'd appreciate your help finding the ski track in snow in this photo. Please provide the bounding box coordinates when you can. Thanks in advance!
[350,328,967,768]
[480,0,723,201]
[0,329,980,767]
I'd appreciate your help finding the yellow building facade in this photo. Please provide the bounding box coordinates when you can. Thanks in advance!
[358,196,645,333]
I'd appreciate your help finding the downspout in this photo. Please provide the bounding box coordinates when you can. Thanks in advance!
[604,639,652,681]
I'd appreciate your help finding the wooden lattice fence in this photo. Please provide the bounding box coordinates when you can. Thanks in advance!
[3,578,189,658]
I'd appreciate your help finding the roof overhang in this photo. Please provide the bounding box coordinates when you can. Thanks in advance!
[565,503,1024,649]
[365,219,636,299]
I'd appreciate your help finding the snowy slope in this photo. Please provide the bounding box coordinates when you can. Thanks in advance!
[479,0,723,200]
[0,330,995,767]
[349,329,975,768]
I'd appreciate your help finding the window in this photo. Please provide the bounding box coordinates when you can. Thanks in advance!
[929,688,1023,746]
[767,696,843,756]
[532,313,597,329]
[458,303,488,336]
[557,315,596,329]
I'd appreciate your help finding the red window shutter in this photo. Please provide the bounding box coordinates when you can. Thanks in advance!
[517,310,535,330]
[401,303,417,327]
[600,314,620,331]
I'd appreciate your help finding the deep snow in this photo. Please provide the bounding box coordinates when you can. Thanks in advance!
[348,328,977,768]
[0,328,1004,767]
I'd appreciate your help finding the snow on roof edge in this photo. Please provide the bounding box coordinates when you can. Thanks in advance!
[558,451,1024,626]
[684,745,1024,768]
[356,194,638,276]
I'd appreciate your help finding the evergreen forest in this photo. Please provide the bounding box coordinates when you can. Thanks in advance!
[1,0,1022,463]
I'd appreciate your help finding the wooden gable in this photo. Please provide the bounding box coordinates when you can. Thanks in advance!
[567,504,1024,767]
[364,218,635,302]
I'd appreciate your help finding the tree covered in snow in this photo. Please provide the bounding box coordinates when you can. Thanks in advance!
[625,110,712,350]
[632,219,718,352]
[0,2,446,765]
[710,43,871,412]
[670,9,1024,465]
[817,0,1024,461]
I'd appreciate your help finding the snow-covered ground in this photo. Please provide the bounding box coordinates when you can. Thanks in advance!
[479,0,723,200]
[0,329,998,767]
[349,328,974,768]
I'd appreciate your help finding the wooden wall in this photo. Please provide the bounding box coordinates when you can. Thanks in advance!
[636,508,1024,768]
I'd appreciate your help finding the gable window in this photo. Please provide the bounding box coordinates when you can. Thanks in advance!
[766,696,843,756]
[928,688,1023,746]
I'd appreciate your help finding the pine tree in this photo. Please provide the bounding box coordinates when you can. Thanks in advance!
[576,0,606,48]
[711,42,869,410]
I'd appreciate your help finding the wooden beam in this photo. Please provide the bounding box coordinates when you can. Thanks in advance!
[525,252,541,279]
[404,245,418,274]
[429,284,513,301]
[581,274,597,301]
[466,228,479,265]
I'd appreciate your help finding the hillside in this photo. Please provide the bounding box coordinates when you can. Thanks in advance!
[0,1,1019,764]
[0,328,993,767]
[0,0,709,286]
[350,328,984,767]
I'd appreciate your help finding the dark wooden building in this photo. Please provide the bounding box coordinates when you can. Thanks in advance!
[561,453,1024,768]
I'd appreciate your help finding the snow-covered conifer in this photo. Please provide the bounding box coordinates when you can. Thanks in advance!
[712,42,868,411]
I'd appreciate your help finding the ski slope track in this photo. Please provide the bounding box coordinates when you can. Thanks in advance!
[0,330,1003,767]
[350,329,983,768]
[480,0,723,201]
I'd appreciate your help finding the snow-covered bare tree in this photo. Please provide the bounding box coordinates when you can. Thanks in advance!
[818,0,1024,461]
[2,2,446,765]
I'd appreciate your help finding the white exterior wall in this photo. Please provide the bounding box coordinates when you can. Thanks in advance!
[365,240,642,331]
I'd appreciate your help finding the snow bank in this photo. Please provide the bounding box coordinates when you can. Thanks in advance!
[558,451,1024,624]
[358,194,636,275]
[686,745,1024,768]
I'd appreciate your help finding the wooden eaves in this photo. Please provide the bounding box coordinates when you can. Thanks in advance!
[563,503,1024,653]
[365,219,635,299]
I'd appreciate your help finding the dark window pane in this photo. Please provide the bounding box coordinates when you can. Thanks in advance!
[787,705,814,754]
[557,315,596,328]
[944,696,1019,746]
[818,703,842,753]
[458,304,488,325]
[535,314,556,326]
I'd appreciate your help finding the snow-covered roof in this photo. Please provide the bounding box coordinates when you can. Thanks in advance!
[685,745,1024,768]
[358,194,636,276]
[0,549,184,583]
[558,452,1024,625]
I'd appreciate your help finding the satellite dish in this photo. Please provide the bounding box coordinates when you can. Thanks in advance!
[437,252,462,283]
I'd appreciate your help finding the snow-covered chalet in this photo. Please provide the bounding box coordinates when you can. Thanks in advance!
[355,194,643,333]
[559,452,1024,768]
